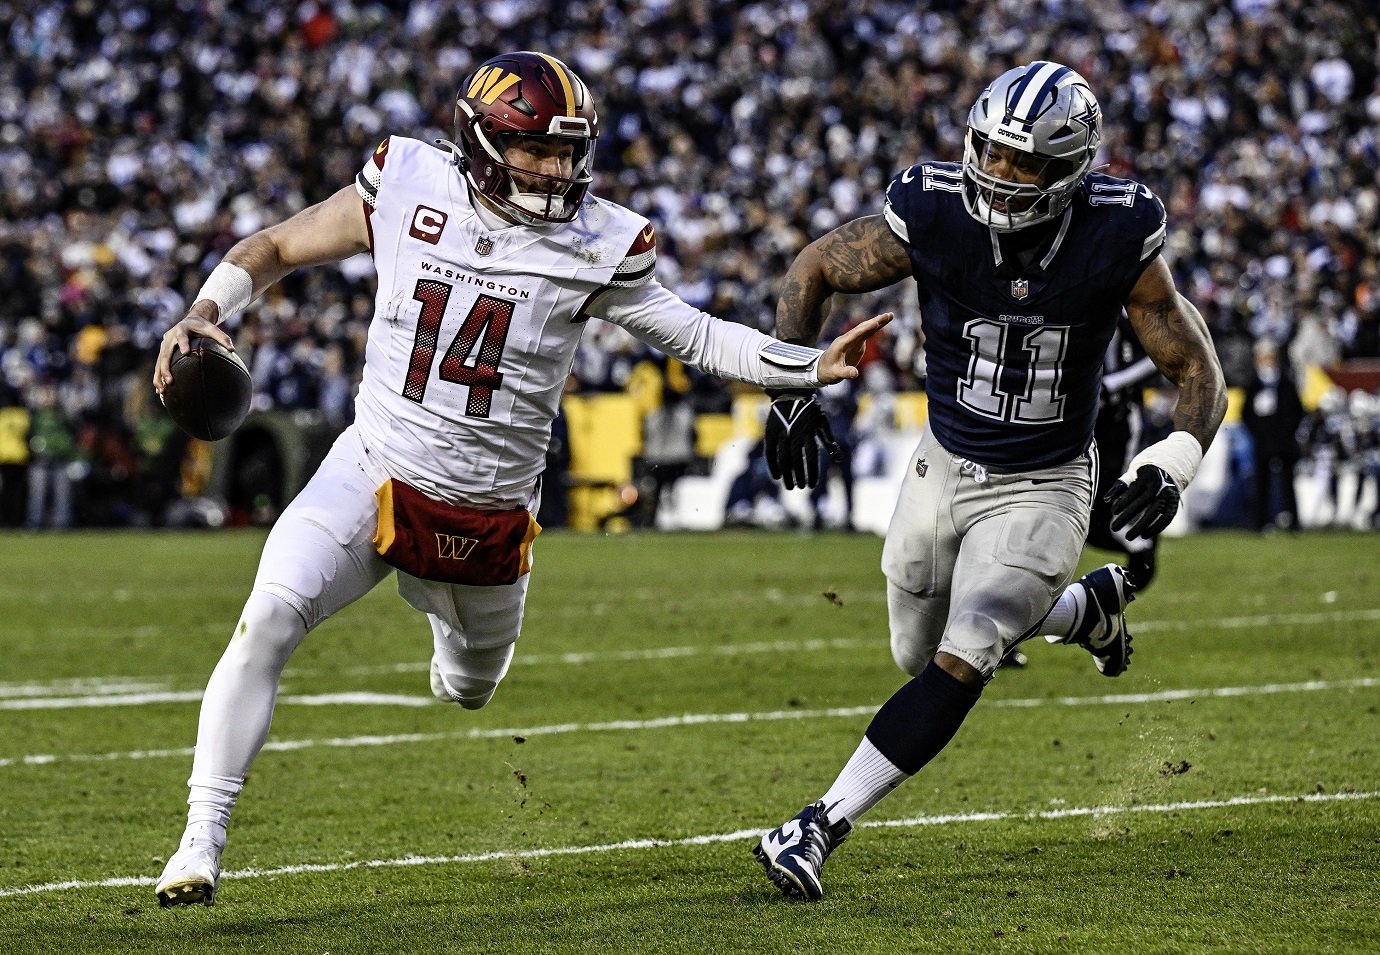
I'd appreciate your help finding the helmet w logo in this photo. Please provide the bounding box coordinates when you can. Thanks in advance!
[467,67,520,105]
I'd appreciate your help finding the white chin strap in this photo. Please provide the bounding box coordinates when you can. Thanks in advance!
[508,190,561,218]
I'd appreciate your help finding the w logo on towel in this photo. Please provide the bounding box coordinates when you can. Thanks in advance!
[435,533,480,561]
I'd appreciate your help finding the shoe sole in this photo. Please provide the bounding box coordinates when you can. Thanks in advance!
[156,879,217,908]
[752,843,817,901]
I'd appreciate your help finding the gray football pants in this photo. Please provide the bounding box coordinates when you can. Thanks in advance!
[881,426,1094,677]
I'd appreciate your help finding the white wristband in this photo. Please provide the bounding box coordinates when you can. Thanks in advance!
[194,263,254,324]
[1120,431,1203,492]
[759,339,825,388]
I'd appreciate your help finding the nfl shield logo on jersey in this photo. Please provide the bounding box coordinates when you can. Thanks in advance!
[476,235,494,256]
[1011,278,1029,301]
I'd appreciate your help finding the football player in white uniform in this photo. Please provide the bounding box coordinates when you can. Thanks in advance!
[150,50,889,908]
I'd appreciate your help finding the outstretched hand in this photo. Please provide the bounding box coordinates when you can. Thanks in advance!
[815,312,892,385]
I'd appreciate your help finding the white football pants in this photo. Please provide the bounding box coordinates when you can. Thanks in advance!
[188,426,532,792]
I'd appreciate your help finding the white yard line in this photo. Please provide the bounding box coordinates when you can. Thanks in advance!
[5,605,1379,705]
[0,680,170,700]
[0,634,872,692]
[0,691,432,711]
[319,635,878,677]
[1135,607,1380,632]
[2,676,1376,769]
[0,789,1374,901]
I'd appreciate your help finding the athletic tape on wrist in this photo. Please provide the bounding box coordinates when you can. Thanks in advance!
[194,263,254,324]
[761,359,823,390]
[1121,430,1203,491]
[759,339,824,389]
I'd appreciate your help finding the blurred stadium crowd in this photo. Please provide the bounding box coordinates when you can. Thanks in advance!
[1,0,1378,530]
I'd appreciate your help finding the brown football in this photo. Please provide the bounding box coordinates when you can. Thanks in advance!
[160,337,253,441]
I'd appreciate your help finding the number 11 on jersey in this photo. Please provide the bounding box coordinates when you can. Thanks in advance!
[958,318,1068,424]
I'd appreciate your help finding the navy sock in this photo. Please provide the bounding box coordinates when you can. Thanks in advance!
[864,659,984,775]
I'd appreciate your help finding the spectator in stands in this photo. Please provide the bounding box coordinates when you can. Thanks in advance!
[1299,386,1355,528]
[637,382,698,530]
[0,378,29,525]
[1348,390,1380,530]
[724,436,787,530]
[24,381,77,529]
[1242,338,1306,531]
[0,0,1376,528]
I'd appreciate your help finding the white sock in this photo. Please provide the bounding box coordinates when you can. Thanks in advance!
[182,773,240,850]
[1041,586,1080,640]
[818,737,910,826]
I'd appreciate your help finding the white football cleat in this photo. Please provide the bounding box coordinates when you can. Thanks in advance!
[430,655,456,702]
[155,840,222,908]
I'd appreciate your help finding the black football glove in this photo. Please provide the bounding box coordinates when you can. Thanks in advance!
[1105,464,1181,541]
[765,388,839,490]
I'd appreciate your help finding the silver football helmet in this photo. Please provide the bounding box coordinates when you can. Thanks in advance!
[962,61,1102,232]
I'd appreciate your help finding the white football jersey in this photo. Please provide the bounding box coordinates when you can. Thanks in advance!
[353,136,823,505]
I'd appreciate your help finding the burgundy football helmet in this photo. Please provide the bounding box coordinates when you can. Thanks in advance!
[453,51,598,225]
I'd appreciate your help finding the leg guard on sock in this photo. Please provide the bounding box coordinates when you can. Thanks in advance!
[863,659,984,775]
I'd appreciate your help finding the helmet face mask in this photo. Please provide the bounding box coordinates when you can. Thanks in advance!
[454,51,598,225]
[962,61,1101,232]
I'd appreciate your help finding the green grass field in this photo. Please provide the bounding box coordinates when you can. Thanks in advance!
[0,528,1377,954]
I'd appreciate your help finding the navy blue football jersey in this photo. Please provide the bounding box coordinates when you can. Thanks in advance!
[883,162,1167,469]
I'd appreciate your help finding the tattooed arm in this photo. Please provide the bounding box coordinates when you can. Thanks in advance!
[775,215,913,344]
[1123,256,1228,451]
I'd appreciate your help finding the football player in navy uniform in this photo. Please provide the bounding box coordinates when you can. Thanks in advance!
[755,62,1226,901]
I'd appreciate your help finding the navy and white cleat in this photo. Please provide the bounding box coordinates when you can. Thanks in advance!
[753,801,850,901]
[1046,562,1135,676]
